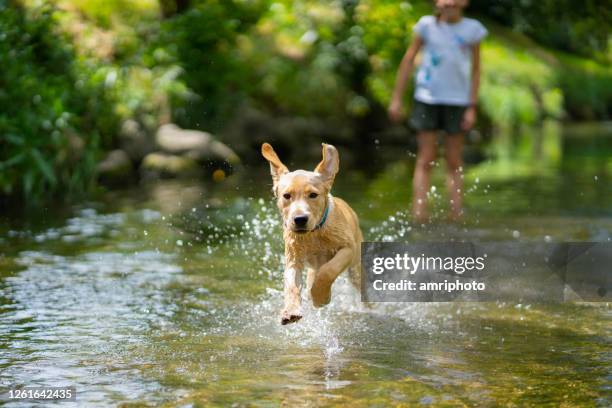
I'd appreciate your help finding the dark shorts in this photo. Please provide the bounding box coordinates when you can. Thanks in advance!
[409,100,466,134]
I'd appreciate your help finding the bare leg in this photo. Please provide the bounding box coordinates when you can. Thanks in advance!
[444,133,465,221]
[412,131,437,223]
[311,247,355,307]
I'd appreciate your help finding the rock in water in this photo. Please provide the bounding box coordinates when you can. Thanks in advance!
[140,153,199,178]
[119,119,154,162]
[96,150,133,184]
[155,124,239,165]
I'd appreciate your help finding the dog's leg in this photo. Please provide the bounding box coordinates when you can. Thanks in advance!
[311,247,354,307]
[306,253,327,292]
[281,262,303,325]
[305,265,317,292]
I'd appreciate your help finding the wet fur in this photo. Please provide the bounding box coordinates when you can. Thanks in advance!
[262,143,363,325]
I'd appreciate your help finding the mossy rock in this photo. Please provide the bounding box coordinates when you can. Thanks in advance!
[141,152,200,178]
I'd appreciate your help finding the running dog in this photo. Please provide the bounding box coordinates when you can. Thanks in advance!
[261,143,363,325]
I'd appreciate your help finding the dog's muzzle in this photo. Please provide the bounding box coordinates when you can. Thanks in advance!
[293,215,309,232]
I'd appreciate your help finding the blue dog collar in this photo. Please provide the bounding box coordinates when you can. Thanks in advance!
[314,194,332,230]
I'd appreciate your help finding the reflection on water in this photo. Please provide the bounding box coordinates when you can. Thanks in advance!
[0,124,611,407]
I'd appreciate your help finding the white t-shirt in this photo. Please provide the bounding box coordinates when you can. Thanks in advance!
[413,15,487,106]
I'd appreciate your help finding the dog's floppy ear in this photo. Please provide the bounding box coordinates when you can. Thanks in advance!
[314,143,339,186]
[261,143,289,192]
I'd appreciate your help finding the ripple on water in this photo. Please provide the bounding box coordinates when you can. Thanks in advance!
[0,195,610,407]
[0,248,181,405]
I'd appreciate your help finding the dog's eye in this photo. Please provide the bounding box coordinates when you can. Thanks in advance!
[309,192,318,199]
[283,193,291,200]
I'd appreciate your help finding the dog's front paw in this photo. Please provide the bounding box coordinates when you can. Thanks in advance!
[280,306,303,325]
[310,277,332,308]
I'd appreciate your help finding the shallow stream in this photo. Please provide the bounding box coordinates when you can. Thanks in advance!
[1,124,611,407]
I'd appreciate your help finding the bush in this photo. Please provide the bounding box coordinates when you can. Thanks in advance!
[150,0,266,131]
[555,54,612,119]
[468,0,611,63]
[0,1,118,202]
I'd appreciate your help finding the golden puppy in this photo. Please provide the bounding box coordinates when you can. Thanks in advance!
[262,143,363,325]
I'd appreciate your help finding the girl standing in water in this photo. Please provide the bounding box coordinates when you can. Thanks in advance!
[389,0,487,223]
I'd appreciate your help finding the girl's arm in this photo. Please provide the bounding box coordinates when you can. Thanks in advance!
[462,42,481,130]
[388,36,423,123]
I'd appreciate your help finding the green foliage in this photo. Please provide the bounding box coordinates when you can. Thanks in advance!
[234,0,409,120]
[69,0,158,28]
[469,0,611,63]
[477,25,612,126]
[555,54,612,119]
[479,31,559,127]
[357,0,428,104]
[0,1,117,201]
[150,0,266,130]
[236,0,358,118]
[2,0,611,203]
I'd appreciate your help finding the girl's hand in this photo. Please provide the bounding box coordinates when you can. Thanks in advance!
[388,99,404,123]
[461,106,477,131]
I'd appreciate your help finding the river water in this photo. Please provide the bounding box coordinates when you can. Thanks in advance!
[1,123,611,406]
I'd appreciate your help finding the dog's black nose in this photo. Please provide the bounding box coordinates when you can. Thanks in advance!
[294,215,309,227]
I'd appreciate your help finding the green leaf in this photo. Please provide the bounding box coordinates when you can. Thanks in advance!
[4,133,25,146]
[0,153,25,170]
[30,148,57,186]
